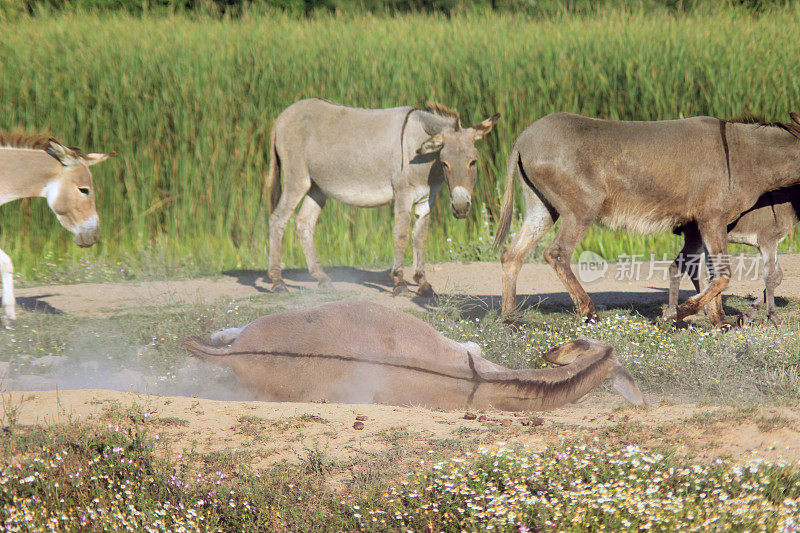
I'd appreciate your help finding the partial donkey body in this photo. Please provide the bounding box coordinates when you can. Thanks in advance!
[184,301,644,411]
[494,112,800,327]
[666,185,800,326]
[0,132,114,327]
[267,98,498,296]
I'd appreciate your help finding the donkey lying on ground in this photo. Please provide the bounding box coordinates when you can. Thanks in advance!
[494,112,800,327]
[0,132,114,327]
[267,98,499,297]
[666,184,800,326]
[183,301,644,411]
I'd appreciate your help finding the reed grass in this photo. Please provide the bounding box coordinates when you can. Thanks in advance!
[2,7,800,279]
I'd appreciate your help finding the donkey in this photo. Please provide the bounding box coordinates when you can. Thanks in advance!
[666,184,800,326]
[493,112,800,327]
[267,98,499,296]
[184,300,644,411]
[0,132,114,327]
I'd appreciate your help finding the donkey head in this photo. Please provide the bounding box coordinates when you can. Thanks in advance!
[45,140,115,247]
[417,113,500,219]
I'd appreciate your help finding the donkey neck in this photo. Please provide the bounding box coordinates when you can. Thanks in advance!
[0,147,62,205]
[414,109,459,136]
[730,123,800,192]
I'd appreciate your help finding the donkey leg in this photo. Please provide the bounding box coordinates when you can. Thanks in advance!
[267,163,310,292]
[702,252,731,326]
[500,186,556,319]
[664,225,703,320]
[741,289,765,326]
[762,243,783,327]
[411,206,434,297]
[0,248,15,328]
[543,214,597,322]
[295,186,332,289]
[391,193,414,296]
[674,224,731,326]
[738,246,767,325]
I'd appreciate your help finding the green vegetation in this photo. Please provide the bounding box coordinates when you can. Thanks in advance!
[3,416,800,531]
[0,419,358,530]
[3,7,800,281]
[356,442,800,531]
[4,0,791,18]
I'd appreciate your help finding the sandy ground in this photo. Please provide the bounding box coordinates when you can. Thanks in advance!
[5,390,800,468]
[13,255,800,316]
[6,256,800,467]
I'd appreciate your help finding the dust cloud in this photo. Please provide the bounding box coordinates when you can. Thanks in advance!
[2,334,252,401]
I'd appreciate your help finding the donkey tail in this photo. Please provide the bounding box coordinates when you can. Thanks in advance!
[183,336,232,361]
[492,147,519,249]
[267,124,281,214]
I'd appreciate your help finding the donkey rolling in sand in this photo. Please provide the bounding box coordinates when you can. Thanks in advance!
[0,132,114,327]
[267,98,499,296]
[667,184,800,326]
[184,301,645,411]
[494,112,800,327]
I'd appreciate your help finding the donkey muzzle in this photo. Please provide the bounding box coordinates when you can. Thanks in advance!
[450,186,472,219]
[73,215,100,247]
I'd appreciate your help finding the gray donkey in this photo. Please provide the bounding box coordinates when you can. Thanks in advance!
[267,98,499,296]
[494,112,800,327]
[667,184,800,326]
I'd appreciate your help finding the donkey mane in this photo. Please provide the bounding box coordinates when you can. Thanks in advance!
[421,101,461,129]
[485,345,612,398]
[0,130,56,150]
[725,114,800,139]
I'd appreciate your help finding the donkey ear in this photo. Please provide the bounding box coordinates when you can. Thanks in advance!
[541,337,593,366]
[472,113,500,141]
[791,112,800,126]
[417,132,445,155]
[613,366,647,406]
[82,152,117,166]
[47,139,81,167]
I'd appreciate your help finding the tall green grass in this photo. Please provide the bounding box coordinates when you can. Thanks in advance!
[2,7,800,279]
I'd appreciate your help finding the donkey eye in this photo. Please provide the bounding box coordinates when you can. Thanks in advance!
[441,161,451,169]
[468,160,477,167]
[78,187,90,196]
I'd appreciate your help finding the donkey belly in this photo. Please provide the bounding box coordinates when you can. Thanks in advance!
[231,353,475,408]
[305,130,400,208]
[321,182,394,207]
[370,369,476,409]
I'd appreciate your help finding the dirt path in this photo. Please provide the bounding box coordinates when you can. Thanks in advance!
[15,254,800,317]
[6,390,800,468]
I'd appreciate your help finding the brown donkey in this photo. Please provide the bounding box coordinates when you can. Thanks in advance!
[0,132,114,327]
[667,184,800,326]
[184,301,644,411]
[494,112,800,327]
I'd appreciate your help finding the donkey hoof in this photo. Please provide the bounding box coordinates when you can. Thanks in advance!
[417,283,435,298]
[271,283,289,293]
[392,285,412,297]
[768,313,782,327]
[318,280,334,290]
[661,306,677,322]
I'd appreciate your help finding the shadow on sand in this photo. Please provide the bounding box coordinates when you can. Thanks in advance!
[220,267,778,325]
[16,295,64,315]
